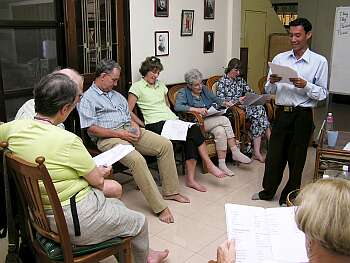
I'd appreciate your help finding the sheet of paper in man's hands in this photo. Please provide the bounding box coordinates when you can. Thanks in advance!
[268,62,298,84]
[93,144,135,166]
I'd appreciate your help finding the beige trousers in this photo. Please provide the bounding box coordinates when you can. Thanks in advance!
[204,116,235,151]
[47,189,148,263]
[97,128,180,213]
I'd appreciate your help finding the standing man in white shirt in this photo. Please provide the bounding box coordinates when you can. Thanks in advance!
[252,18,328,206]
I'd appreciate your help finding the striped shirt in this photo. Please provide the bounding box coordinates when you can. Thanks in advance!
[78,83,131,137]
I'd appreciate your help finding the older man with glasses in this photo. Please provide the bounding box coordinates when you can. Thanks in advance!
[77,58,189,224]
[15,68,84,129]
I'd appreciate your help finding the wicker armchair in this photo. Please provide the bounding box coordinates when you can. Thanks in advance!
[257,75,275,122]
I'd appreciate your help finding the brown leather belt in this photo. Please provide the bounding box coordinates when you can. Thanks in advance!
[277,105,311,112]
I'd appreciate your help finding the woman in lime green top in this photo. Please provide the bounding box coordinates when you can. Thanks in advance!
[0,71,169,263]
[128,56,226,193]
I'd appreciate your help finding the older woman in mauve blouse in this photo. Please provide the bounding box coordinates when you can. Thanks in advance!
[217,58,271,162]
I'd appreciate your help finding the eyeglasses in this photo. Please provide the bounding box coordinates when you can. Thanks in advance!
[105,73,119,83]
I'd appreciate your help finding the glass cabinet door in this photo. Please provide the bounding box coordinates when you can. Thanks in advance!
[76,0,117,74]
[0,0,64,122]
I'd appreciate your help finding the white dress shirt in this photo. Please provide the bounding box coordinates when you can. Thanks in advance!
[265,48,328,107]
[15,99,65,129]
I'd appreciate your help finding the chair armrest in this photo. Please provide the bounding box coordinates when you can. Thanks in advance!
[231,106,246,128]
[180,111,205,133]
[264,95,276,122]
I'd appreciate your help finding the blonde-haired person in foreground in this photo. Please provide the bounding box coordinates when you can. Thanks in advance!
[210,178,350,263]
[295,178,350,263]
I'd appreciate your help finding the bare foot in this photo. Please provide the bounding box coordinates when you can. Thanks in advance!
[147,249,169,263]
[164,193,190,203]
[158,207,174,224]
[185,177,207,192]
[207,164,226,178]
[253,153,265,163]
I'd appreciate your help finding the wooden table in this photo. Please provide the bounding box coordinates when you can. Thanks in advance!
[314,129,350,181]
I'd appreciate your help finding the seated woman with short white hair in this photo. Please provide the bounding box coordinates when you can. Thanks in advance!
[175,69,251,176]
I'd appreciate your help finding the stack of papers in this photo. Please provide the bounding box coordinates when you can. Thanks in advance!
[93,144,135,166]
[161,119,195,141]
[225,204,308,263]
[242,93,271,106]
[268,62,299,85]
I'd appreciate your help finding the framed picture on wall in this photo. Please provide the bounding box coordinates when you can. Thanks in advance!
[155,31,169,56]
[204,0,215,19]
[154,0,169,17]
[203,31,214,53]
[181,10,194,36]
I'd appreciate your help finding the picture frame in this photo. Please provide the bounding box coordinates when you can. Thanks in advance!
[181,10,194,36]
[155,31,169,56]
[154,0,169,17]
[204,0,215,19]
[203,31,214,53]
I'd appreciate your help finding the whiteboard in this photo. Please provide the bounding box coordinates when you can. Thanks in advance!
[329,6,350,94]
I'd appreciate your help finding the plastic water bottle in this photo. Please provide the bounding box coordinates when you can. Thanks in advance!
[326,112,334,131]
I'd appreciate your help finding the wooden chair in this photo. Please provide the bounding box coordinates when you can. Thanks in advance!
[168,84,217,172]
[257,75,275,121]
[1,141,132,263]
[286,189,300,207]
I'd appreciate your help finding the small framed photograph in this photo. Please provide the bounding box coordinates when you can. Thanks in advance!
[203,31,214,53]
[155,31,169,56]
[181,10,194,36]
[204,0,215,19]
[154,0,169,17]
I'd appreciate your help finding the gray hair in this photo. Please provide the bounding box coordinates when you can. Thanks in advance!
[34,73,78,116]
[95,59,121,78]
[184,69,203,85]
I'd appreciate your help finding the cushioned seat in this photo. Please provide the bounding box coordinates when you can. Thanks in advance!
[36,233,127,261]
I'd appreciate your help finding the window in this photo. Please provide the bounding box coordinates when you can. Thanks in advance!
[0,0,65,121]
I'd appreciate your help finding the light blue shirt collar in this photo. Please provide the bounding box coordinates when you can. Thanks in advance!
[287,48,311,63]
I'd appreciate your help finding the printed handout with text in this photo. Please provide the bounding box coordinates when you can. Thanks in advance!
[206,106,228,117]
[225,204,308,263]
[160,119,195,141]
[242,93,271,106]
[268,62,299,85]
[93,144,135,166]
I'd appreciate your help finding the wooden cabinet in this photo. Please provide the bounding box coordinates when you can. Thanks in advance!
[65,0,130,92]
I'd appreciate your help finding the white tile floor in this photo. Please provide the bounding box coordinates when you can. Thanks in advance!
[0,147,316,263]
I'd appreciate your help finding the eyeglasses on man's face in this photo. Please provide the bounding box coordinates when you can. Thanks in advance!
[105,73,119,83]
